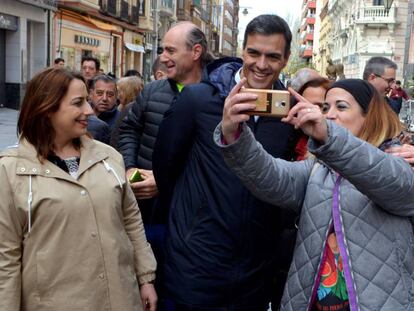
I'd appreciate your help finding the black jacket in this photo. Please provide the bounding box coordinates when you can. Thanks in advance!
[87,115,110,144]
[118,79,179,170]
[118,78,179,224]
[153,57,299,308]
[98,106,120,131]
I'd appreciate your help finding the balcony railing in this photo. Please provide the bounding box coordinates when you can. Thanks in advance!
[301,48,313,58]
[356,6,396,24]
[302,1,316,19]
[305,32,314,42]
[306,16,316,25]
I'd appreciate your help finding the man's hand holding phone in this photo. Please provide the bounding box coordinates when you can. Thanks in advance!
[222,79,328,144]
[222,78,258,144]
[126,168,159,200]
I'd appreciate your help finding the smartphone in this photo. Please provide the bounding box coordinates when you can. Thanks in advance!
[240,88,290,117]
[129,169,143,183]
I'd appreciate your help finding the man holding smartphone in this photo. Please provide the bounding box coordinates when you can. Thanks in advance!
[153,14,299,310]
[118,21,209,310]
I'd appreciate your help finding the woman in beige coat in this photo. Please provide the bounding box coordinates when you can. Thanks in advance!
[0,68,157,310]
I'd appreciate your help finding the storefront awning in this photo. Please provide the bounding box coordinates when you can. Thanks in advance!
[125,42,145,53]
[85,16,118,31]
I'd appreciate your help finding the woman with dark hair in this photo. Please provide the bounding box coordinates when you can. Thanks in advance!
[215,78,414,310]
[0,68,157,310]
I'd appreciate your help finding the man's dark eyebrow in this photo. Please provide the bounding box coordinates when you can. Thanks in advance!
[246,48,282,58]
[266,52,282,58]
[246,47,260,54]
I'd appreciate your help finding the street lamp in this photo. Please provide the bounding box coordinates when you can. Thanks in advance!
[383,0,394,13]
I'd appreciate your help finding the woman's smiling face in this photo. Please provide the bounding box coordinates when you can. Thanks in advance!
[49,79,93,143]
[323,87,366,136]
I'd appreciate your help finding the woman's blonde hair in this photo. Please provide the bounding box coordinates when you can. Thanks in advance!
[117,76,143,106]
[358,90,402,147]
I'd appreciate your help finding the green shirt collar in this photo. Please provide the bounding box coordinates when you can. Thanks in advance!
[176,83,185,92]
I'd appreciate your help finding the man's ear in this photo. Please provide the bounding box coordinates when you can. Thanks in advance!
[367,73,376,82]
[192,44,202,61]
[155,70,167,80]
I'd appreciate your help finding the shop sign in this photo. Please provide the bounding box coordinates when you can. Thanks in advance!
[74,35,101,47]
[0,13,18,31]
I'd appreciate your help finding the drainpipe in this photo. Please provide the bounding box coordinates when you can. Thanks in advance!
[151,0,159,64]
[47,9,51,66]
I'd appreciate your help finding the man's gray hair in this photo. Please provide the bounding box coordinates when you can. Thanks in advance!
[362,57,397,80]
[168,21,213,66]
[185,26,211,66]
[90,75,117,91]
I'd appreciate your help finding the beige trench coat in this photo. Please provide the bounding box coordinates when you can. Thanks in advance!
[0,137,156,311]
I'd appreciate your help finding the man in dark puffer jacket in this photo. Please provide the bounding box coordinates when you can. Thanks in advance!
[117,21,209,309]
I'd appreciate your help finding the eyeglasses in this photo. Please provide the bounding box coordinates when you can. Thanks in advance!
[374,74,395,86]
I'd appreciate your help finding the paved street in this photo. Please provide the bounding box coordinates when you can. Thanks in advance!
[0,108,18,151]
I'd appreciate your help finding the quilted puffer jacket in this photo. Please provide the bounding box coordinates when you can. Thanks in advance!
[118,78,179,170]
[214,120,414,311]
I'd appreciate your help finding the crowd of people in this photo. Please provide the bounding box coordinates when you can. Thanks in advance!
[1,13,414,311]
